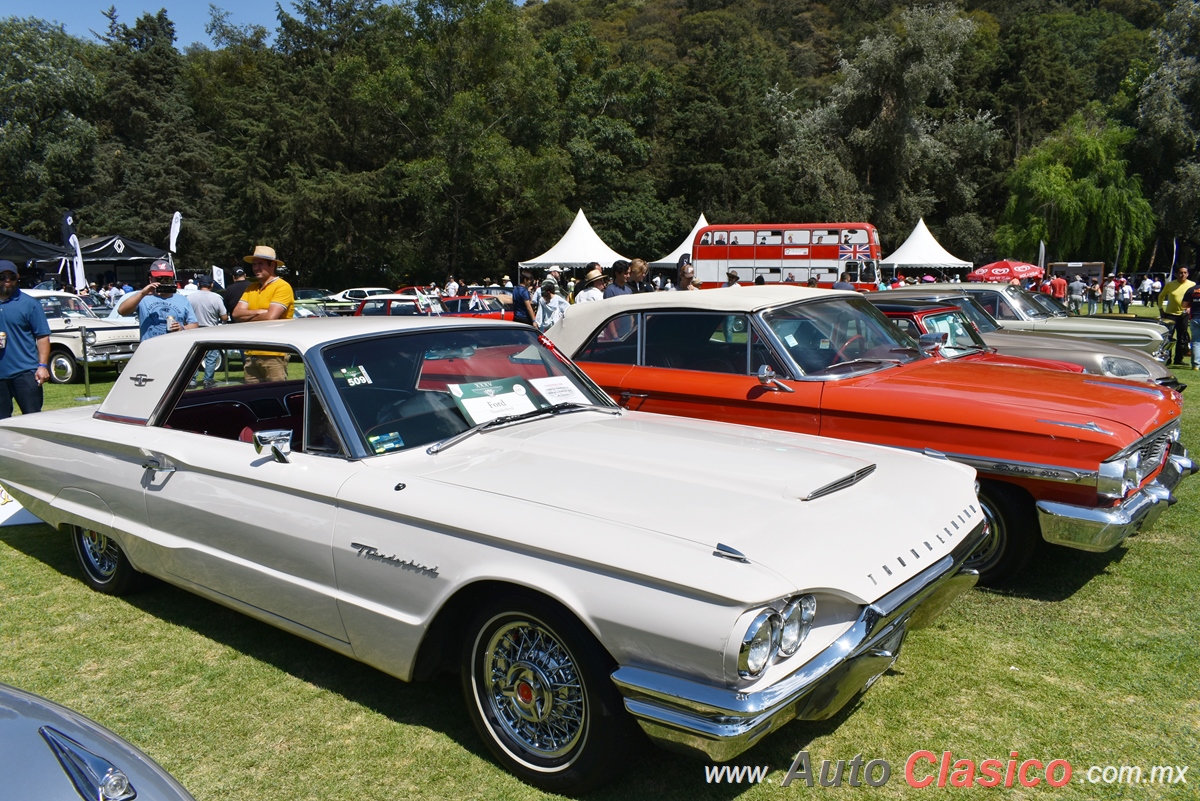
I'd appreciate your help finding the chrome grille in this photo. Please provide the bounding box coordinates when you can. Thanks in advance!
[1134,426,1177,484]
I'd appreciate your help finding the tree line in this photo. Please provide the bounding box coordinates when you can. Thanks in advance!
[1,0,1198,288]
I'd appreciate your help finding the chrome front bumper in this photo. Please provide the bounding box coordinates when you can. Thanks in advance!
[1037,441,1197,552]
[609,522,987,762]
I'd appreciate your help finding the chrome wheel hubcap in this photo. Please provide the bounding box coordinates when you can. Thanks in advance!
[484,620,584,758]
[966,498,1006,573]
[80,529,119,579]
[49,355,74,382]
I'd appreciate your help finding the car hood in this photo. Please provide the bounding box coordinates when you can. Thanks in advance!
[396,412,980,604]
[1030,316,1167,338]
[52,317,140,337]
[824,359,1176,446]
[982,329,1171,380]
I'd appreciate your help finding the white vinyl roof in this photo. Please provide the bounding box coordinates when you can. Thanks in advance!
[519,209,629,270]
[881,218,971,268]
[547,285,853,354]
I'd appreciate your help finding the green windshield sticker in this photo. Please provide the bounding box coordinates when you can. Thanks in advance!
[447,377,539,424]
[335,365,374,387]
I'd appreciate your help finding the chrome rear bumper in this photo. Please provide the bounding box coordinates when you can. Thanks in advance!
[1037,441,1196,552]
[609,522,986,762]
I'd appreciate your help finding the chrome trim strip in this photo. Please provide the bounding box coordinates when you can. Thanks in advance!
[803,464,876,500]
[1035,419,1114,435]
[942,452,1098,486]
[1083,379,1164,398]
[92,412,148,425]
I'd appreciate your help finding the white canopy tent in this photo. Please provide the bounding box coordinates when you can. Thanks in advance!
[519,208,629,272]
[880,218,972,273]
[650,213,709,270]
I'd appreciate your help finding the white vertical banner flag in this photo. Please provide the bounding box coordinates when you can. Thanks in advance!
[212,265,225,289]
[169,211,182,253]
[68,234,86,291]
[1037,240,1046,271]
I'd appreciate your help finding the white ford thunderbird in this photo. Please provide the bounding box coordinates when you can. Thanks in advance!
[0,317,986,793]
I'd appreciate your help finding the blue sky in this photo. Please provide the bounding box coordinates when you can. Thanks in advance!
[4,1,286,49]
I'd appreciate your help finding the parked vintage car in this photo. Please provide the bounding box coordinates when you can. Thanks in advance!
[882,288,1184,391]
[905,283,1171,357]
[324,286,391,304]
[0,681,196,801]
[547,287,1196,585]
[352,294,446,316]
[869,297,1085,373]
[440,294,513,320]
[0,317,985,793]
[26,289,140,384]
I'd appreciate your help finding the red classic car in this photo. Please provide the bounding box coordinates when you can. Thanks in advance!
[353,294,445,316]
[440,294,514,320]
[868,297,1085,373]
[546,287,1196,584]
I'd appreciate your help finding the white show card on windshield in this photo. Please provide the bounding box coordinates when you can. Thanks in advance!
[448,378,539,424]
[528,376,591,405]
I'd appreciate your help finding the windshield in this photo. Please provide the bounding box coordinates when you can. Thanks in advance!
[295,289,333,300]
[38,295,99,319]
[762,296,923,375]
[322,327,612,455]
[922,311,987,357]
[932,296,1000,333]
[1003,286,1055,318]
[1028,291,1069,317]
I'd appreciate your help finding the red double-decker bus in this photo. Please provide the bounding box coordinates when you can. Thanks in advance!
[690,223,882,288]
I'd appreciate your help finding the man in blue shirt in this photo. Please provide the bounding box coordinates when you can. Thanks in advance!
[0,261,51,419]
[117,272,198,340]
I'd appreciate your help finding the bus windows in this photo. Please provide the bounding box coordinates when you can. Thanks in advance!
[784,230,811,245]
[729,231,753,246]
[757,231,782,245]
[813,230,839,244]
[754,268,782,283]
[700,232,712,245]
[842,229,868,244]
[714,232,727,245]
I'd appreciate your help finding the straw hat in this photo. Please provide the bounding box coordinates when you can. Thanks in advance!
[581,268,606,287]
[243,245,284,267]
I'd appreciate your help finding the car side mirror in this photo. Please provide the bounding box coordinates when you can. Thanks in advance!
[919,332,948,352]
[253,429,293,463]
[756,364,795,393]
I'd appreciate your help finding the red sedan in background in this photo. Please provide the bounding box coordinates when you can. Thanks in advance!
[869,297,1085,373]
[440,295,513,320]
[353,294,446,316]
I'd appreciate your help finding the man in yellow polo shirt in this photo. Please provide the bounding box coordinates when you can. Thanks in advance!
[1159,267,1194,366]
[233,245,295,382]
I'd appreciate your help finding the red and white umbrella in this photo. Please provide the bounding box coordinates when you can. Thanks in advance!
[967,260,1044,283]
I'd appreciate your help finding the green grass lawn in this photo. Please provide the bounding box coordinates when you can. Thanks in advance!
[2,368,1197,799]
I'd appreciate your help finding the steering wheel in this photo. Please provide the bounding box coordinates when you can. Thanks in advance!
[833,335,866,362]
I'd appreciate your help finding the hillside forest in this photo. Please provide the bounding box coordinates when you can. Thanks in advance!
[2,0,1199,287]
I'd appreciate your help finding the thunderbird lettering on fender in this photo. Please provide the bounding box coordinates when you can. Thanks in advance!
[350,542,439,577]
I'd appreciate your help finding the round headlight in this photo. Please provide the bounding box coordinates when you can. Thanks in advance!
[779,595,817,656]
[83,329,97,346]
[739,610,781,678]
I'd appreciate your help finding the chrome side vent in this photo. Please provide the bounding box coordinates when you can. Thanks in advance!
[40,726,137,801]
[802,464,876,501]
[712,543,750,564]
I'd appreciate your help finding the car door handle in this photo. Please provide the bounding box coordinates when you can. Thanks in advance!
[139,449,176,474]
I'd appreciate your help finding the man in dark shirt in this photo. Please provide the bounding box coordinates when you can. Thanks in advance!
[0,261,51,418]
[221,267,250,320]
[603,260,633,298]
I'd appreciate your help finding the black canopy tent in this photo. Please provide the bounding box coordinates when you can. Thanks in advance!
[0,228,72,263]
[34,235,172,287]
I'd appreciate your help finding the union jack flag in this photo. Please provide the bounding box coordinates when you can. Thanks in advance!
[839,244,870,261]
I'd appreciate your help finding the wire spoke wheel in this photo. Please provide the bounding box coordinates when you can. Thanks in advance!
[484,619,586,759]
[70,525,144,595]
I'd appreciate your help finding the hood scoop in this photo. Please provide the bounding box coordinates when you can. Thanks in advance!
[788,464,876,501]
